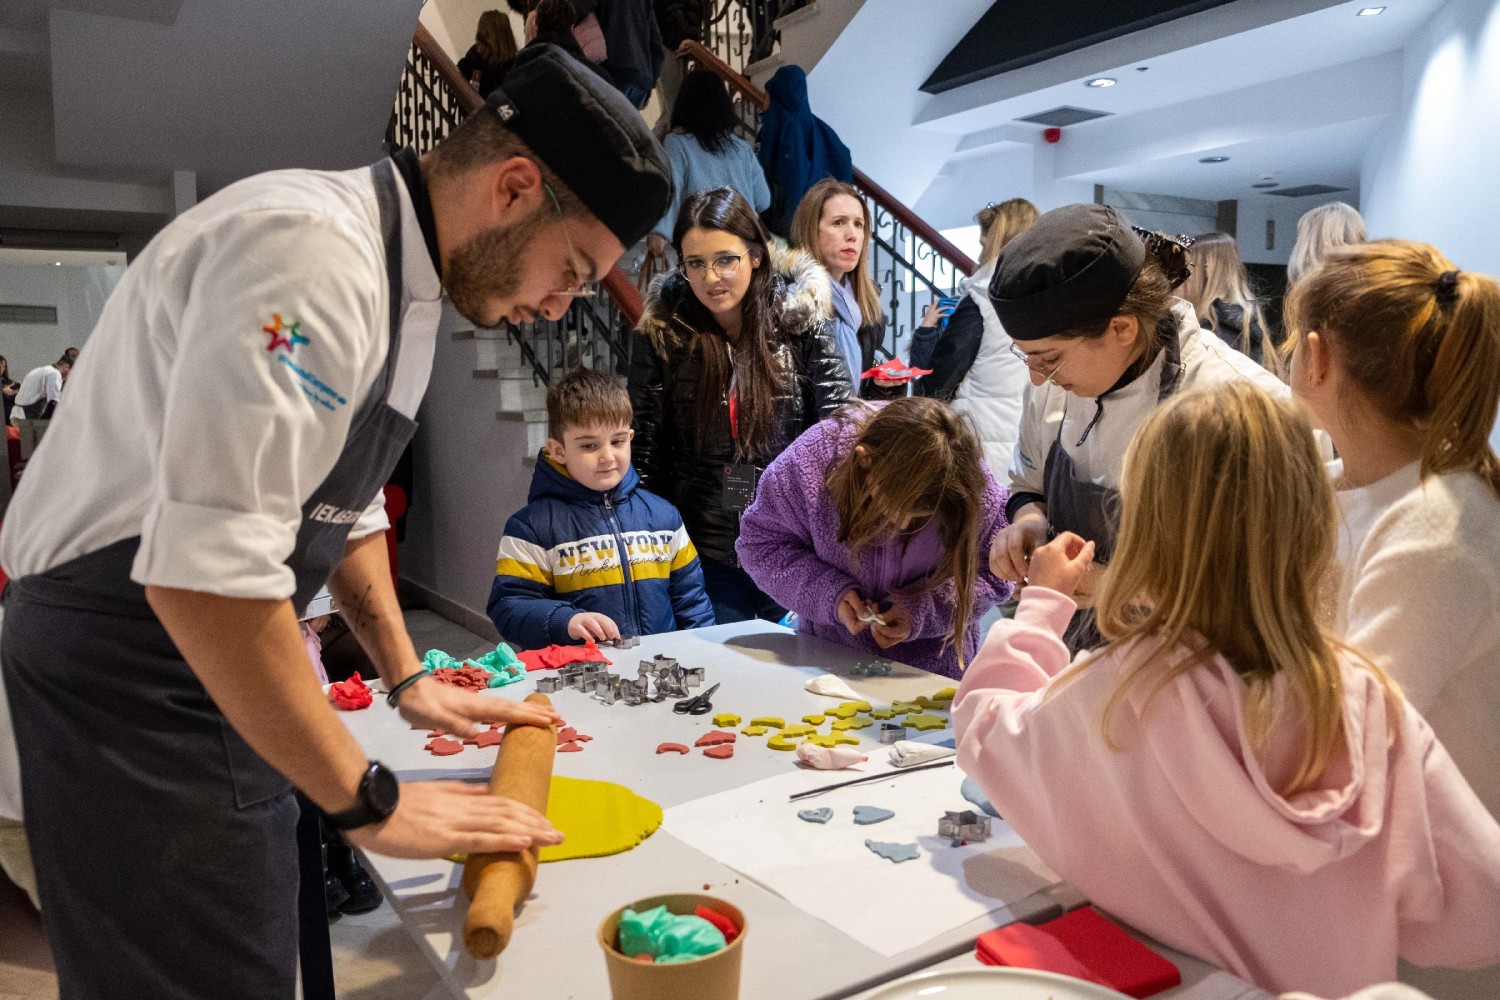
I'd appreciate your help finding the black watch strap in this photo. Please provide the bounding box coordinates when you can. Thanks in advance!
[325,761,400,831]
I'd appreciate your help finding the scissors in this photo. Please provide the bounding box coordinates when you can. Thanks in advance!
[673,682,720,715]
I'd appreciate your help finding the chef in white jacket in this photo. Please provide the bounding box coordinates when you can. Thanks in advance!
[987,205,1284,650]
[0,46,670,1000]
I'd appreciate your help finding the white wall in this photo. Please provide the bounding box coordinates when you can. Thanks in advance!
[1360,0,1500,448]
[1236,190,1353,266]
[419,0,526,63]
[0,262,122,378]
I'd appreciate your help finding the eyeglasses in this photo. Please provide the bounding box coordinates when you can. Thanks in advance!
[1008,343,1070,386]
[680,254,744,282]
[543,182,596,300]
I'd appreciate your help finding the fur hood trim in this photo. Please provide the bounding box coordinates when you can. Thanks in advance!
[636,242,833,349]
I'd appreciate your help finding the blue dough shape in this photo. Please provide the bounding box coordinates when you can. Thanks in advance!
[865,839,920,863]
[797,807,834,824]
[960,775,1002,818]
[852,805,894,825]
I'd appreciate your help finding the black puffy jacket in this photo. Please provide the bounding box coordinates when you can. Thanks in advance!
[628,245,854,567]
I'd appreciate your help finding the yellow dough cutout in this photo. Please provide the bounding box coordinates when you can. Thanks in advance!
[538,775,663,863]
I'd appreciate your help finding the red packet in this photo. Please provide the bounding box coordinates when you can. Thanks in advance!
[976,905,1181,998]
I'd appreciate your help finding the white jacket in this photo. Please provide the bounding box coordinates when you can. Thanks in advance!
[950,259,1031,479]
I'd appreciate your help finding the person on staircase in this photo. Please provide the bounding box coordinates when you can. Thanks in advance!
[756,65,852,238]
[458,9,521,98]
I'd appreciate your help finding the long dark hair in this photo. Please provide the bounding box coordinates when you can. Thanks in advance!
[670,70,738,156]
[0,355,8,380]
[671,187,789,461]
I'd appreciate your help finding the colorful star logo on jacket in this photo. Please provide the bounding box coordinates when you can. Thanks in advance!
[262,313,310,354]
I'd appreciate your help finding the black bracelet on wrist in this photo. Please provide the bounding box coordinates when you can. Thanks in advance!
[385,670,429,708]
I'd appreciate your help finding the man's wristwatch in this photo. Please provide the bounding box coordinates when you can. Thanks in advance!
[325,761,400,831]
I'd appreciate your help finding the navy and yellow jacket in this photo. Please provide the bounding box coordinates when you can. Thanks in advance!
[487,453,715,649]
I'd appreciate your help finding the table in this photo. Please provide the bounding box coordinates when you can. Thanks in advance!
[340,621,1079,1000]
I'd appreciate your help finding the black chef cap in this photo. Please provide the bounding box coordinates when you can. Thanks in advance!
[487,44,672,248]
[988,204,1145,342]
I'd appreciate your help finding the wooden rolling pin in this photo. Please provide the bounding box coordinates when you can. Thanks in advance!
[461,692,557,959]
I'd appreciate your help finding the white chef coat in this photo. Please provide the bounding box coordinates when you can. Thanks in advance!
[1008,299,1287,504]
[0,164,443,602]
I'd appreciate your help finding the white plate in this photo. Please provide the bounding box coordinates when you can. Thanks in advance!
[862,966,1133,999]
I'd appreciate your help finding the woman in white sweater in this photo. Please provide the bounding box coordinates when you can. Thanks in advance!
[1287,239,1500,821]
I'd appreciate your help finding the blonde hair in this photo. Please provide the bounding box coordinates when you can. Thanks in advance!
[825,399,986,667]
[790,179,885,330]
[1180,232,1281,378]
[975,198,1039,267]
[475,10,519,67]
[1284,239,1500,499]
[1073,383,1399,796]
[1287,201,1365,284]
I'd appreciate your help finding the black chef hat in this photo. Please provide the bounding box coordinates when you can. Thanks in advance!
[487,44,672,248]
[988,203,1145,342]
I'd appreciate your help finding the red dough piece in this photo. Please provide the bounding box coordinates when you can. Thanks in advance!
[694,730,737,748]
[328,673,373,710]
[425,737,464,756]
[558,741,584,753]
[518,639,610,671]
[472,729,504,749]
[655,743,690,754]
[633,954,655,963]
[428,665,492,691]
[426,731,445,739]
[703,745,734,759]
[695,905,740,945]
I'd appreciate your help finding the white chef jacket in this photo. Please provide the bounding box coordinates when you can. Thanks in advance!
[0,164,443,601]
[1008,299,1287,506]
[13,365,63,412]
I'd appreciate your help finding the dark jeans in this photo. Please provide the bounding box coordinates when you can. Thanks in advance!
[618,81,652,109]
[700,558,786,625]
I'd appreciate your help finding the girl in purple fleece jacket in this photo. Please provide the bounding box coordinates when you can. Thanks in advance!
[736,398,1012,678]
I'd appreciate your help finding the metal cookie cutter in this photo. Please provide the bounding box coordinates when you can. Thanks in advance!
[683,666,706,687]
[877,722,906,744]
[535,675,563,695]
[938,810,991,847]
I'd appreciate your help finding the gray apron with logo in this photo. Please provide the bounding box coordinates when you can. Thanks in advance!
[1042,335,1182,653]
[0,159,422,1000]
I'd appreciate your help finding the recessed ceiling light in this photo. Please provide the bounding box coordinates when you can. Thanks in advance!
[1085,77,1117,88]
[54,261,62,266]
[1358,6,1385,15]
[1199,156,1230,163]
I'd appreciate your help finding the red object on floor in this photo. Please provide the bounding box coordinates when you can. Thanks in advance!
[518,639,610,671]
[702,745,734,759]
[381,484,407,586]
[328,673,373,710]
[655,743,690,754]
[425,737,464,756]
[976,906,1181,998]
[472,729,504,749]
[693,730,737,747]
[694,905,740,944]
[558,741,583,753]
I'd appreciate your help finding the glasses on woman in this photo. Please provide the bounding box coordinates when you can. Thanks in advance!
[1008,343,1069,386]
[680,254,744,283]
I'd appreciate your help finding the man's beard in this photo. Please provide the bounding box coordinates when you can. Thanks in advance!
[443,205,549,328]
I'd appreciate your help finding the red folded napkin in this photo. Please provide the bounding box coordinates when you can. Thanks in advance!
[517,639,609,671]
[976,906,1181,998]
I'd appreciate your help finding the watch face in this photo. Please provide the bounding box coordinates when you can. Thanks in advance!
[368,762,400,815]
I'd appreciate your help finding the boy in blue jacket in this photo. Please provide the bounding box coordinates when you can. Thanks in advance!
[488,368,715,647]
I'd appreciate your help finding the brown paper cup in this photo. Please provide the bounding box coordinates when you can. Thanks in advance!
[597,893,747,1000]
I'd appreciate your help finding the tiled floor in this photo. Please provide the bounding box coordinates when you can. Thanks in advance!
[0,609,496,1000]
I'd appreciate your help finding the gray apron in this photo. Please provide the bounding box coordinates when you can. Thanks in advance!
[0,159,423,1000]
[1042,334,1183,653]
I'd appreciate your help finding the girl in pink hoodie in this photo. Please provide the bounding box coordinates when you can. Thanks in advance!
[952,382,1500,998]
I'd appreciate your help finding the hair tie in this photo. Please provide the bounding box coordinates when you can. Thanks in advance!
[1435,270,1461,305]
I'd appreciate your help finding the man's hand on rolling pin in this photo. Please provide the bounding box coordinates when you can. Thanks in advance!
[346,782,563,859]
[396,676,561,738]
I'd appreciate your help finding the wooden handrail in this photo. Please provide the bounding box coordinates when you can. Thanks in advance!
[678,40,975,278]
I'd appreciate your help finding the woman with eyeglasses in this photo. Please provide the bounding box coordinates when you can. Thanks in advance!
[988,204,1285,651]
[629,186,854,623]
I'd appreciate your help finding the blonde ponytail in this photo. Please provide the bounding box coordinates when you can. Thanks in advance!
[1284,239,1500,499]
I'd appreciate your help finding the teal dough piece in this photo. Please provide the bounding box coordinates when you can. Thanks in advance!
[853,805,894,825]
[798,807,834,824]
[865,839,920,863]
[617,905,727,961]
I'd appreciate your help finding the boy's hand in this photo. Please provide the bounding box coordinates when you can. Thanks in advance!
[567,611,620,643]
[870,603,913,649]
[1026,532,1096,599]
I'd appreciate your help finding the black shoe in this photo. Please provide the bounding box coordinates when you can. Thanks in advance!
[328,838,383,915]
[322,842,349,919]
